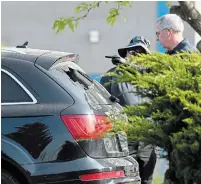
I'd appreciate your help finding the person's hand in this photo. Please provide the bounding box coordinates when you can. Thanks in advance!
[105,55,126,65]
[111,56,122,65]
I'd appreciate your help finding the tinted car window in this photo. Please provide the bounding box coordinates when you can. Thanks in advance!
[48,61,112,105]
[1,71,33,103]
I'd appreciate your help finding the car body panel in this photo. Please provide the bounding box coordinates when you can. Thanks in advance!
[22,156,139,184]
[1,47,140,184]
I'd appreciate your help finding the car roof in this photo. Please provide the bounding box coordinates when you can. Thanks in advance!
[1,46,78,70]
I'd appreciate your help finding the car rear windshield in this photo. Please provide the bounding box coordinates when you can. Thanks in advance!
[47,61,113,105]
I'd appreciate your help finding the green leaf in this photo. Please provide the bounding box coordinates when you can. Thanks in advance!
[122,16,127,22]
[74,2,88,13]
[54,1,135,33]
[183,118,194,125]
[117,1,134,7]
[106,8,119,26]
[91,1,100,8]
[52,18,67,33]
[68,20,74,32]
[109,8,119,16]
[166,1,171,8]
[75,6,81,13]
[107,16,116,26]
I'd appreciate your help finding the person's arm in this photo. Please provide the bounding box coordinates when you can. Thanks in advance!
[100,74,112,94]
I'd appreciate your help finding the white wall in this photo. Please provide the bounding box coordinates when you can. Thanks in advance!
[1,1,198,74]
[1,1,157,73]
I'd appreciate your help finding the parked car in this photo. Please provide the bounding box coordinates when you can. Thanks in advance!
[1,43,141,184]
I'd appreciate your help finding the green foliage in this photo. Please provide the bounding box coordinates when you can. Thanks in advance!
[53,17,77,33]
[107,8,119,26]
[53,1,102,33]
[166,1,172,8]
[111,53,201,184]
[153,175,164,184]
[74,2,90,13]
[106,1,133,25]
[52,1,201,52]
[53,1,133,32]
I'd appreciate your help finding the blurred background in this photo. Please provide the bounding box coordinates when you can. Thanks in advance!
[2,1,201,77]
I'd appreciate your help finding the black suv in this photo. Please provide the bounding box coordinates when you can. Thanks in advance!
[1,44,140,184]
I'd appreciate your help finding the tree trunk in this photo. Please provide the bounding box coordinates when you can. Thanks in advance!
[170,1,201,51]
[170,1,201,36]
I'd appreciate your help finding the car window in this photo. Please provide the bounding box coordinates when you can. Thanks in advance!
[1,70,36,104]
[48,61,112,105]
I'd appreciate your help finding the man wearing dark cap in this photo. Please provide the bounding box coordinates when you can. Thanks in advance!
[100,36,157,184]
[101,36,151,106]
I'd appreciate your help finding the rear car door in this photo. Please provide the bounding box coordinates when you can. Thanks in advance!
[1,67,43,164]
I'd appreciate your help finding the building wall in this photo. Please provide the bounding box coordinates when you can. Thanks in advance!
[1,1,198,75]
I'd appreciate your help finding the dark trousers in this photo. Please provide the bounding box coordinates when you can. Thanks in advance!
[128,142,157,184]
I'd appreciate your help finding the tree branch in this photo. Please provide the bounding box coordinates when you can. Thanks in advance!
[53,1,133,32]
[74,1,102,21]
[170,1,201,36]
[52,1,102,32]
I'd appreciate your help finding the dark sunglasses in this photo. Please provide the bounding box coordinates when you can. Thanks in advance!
[127,47,147,56]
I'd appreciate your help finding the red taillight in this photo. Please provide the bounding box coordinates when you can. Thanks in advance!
[80,170,125,181]
[61,115,112,140]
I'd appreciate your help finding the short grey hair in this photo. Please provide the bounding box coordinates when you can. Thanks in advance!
[155,14,184,33]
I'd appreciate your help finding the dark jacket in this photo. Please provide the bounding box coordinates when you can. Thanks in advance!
[100,65,147,107]
[167,38,199,55]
